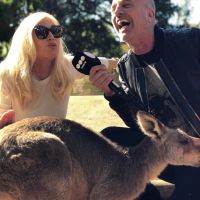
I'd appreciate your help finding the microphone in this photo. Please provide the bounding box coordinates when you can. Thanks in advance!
[72,52,126,96]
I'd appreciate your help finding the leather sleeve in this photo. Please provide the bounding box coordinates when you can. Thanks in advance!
[104,57,145,129]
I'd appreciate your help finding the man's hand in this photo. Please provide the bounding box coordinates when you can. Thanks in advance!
[89,65,116,96]
[0,109,15,129]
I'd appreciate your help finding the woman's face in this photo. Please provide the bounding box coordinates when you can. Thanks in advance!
[33,18,61,61]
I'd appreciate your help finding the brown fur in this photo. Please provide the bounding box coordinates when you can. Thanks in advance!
[0,111,200,200]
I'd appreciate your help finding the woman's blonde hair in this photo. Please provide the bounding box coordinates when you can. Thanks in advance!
[0,12,74,108]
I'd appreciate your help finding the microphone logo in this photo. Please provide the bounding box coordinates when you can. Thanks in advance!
[75,55,87,69]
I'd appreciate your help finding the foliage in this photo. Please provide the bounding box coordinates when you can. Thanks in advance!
[0,0,19,41]
[40,0,121,57]
[155,0,191,28]
[0,0,191,60]
[155,0,179,28]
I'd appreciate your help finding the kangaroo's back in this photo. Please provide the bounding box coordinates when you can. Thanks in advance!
[3,116,127,166]
[0,116,129,200]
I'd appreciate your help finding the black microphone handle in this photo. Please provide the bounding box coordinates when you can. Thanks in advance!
[108,81,126,96]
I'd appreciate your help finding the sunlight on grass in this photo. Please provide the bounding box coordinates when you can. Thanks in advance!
[67,95,126,132]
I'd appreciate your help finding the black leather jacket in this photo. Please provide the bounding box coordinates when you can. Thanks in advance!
[106,26,200,132]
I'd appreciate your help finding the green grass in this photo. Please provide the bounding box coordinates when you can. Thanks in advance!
[67,95,126,132]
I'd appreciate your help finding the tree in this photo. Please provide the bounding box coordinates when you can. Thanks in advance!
[41,0,121,57]
[155,0,191,28]
[0,0,191,60]
[155,0,179,28]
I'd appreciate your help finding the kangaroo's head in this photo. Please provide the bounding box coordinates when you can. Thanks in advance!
[137,111,200,167]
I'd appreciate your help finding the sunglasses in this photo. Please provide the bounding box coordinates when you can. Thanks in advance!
[34,25,64,39]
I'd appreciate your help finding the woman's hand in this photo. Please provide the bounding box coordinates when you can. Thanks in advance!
[0,109,15,129]
[89,65,115,97]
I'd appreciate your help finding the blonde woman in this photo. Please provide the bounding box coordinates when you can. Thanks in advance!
[0,12,83,128]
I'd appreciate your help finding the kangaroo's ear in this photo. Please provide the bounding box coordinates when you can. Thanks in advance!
[8,153,36,172]
[136,111,166,141]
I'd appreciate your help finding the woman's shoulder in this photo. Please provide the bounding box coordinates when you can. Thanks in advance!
[64,53,84,79]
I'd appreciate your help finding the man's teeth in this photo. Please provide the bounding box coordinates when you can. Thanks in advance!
[118,20,130,29]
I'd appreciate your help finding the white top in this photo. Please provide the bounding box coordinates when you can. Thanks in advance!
[0,56,83,121]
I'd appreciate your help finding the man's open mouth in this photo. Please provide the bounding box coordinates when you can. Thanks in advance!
[118,19,130,30]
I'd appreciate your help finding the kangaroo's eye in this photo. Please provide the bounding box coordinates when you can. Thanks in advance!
[179,139,189,145]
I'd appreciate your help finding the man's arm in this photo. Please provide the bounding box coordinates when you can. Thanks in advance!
[90,65,143,129]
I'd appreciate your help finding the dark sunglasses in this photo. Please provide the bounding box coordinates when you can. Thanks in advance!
[34,25,64,39]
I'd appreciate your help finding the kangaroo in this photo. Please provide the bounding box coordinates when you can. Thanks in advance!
[0,111,200,200]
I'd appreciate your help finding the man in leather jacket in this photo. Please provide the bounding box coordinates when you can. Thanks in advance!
[90,0,200,199]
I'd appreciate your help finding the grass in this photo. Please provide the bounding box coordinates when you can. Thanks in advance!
[67,95,126,132]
